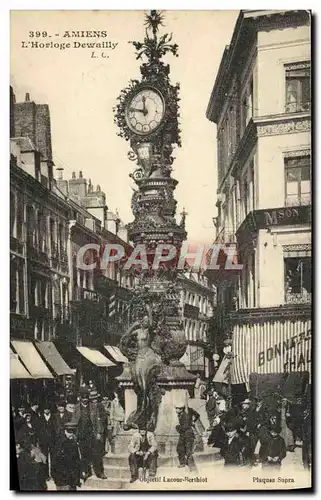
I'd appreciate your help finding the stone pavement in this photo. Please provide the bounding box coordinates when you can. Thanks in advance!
[46,444,311,491]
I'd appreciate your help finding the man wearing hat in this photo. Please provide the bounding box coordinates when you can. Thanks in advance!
[14,399,28,434]
[52,421,82,491]
[38,400,55,480]
[29,398,42,431]
[128,424,158,483]
[259,422,286,469]
[51,398,71,482]
[72,387,107,480]
[205,388,219,427]
[220,418,248,467]
[175,403,200,470]
[66,394,78,420]
[73,387,93,480]
[89,389,107,479]
[16,410,39,449]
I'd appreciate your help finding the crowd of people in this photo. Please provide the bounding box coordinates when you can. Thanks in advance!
[126,388,312,483]
[12,381,125,491]
[12,377,312,490]
[204,388,312,470]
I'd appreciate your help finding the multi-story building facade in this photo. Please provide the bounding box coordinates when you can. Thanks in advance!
[206,10,311,402]
[178,271,215,378]
[10,90,132,396]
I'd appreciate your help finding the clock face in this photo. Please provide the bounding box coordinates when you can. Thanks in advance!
[126,88,165,135]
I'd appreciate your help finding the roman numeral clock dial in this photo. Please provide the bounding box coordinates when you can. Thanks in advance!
[125,88,165,135]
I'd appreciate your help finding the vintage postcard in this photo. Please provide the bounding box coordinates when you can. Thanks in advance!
[10,9,312,491]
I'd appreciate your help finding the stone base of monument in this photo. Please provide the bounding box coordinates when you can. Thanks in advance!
[81,448,221,490]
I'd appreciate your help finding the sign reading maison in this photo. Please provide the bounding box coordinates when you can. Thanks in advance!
[261,205,311,228]
[237,206,311,242]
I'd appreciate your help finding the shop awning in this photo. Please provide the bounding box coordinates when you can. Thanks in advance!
[11,341,53,379]
[213,356,230,384]
[35,341,74,376]
[104,345,128,363]
[76,346,116,367]
[179,345,191,368]
[10,348,32,379]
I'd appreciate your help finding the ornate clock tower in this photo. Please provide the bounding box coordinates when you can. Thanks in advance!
[114,11,195,449]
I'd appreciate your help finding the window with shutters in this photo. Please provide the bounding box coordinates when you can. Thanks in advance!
[285,155,311,206]
[285,62,310,113]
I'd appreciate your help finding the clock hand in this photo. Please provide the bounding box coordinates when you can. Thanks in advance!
[142,96,148,116]
[129,107,146,113]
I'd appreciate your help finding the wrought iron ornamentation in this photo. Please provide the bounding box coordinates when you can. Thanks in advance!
[114,10,181,149]
[115,11,192,432]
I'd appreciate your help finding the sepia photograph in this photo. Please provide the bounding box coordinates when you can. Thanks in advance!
[9,8,312,491]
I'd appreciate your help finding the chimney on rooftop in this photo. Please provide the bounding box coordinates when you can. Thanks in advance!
[25,93,30,102]
[55,167,68,196]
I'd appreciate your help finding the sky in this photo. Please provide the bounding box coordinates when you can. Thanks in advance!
[10,10,239,245]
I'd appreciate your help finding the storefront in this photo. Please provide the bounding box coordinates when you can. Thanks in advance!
[10,339,74,404]
[76,346,116,395]
[230,312,311,403]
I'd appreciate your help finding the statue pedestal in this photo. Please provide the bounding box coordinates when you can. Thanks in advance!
[124,388,137,422]
[117,360,198,456]
[154,388,186,455]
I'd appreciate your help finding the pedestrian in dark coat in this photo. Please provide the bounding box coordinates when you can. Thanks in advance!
[53,421,82,491]
[51,399,71,481]
[101,396,110,454]
[175,405,200,470]
[205,389,219,427]
[220,419,248,467]
[16,412,39,448]
[301,406,311,470]
[14,402,27,435]
[89,390,107,479]
[288,397,303,443]
[16,441,36,491]
[29,444,47,490]
[52,399,71,445]
[29,398,42,433]
[73,388,95,480]
[38,401,55,479]
[259,424,286,470]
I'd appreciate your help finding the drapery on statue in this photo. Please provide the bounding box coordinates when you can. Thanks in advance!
[119,312,165,431]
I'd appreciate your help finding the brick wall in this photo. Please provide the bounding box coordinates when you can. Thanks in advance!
[14,97,52,161]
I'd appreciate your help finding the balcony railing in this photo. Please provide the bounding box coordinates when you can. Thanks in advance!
[285,194,311,207]
[10,312,34,339]
[73,286,100,302]
[29,304,50,318]
[285,102,310,114]
[285,291,311,305]
[27,244,50,265]
[216,226,236,244]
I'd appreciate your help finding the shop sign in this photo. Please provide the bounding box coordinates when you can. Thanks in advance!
[258,329,311,372]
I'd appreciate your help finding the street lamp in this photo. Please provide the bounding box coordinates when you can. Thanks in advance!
[223,336,236,410]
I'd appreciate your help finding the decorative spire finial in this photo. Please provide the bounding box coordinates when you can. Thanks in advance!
[144,10,165,37]
[129,9,178,66]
